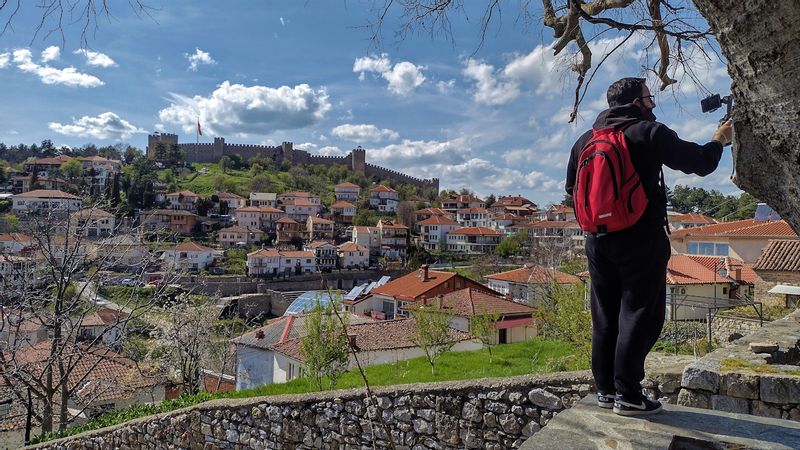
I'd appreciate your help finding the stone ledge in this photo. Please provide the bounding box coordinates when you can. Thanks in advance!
[521,394,800,450]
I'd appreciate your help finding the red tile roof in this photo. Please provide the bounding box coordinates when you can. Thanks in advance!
[280,191,319,198]
[484,265,580,285]
[70,208,114,219]
[248,249,314,259]
[417,216,460,226]
[338,242,368,252]
[438,288,535,317]
[493,196,535,207]
[449,227,501,236]
[166,190,198,197]
[753,239,800,272]
[457,207,490,214]
[276,217,299,224]
[334,182,360,189]
[216,192,244,199]
[444,194,484,204]
[231,313,375,350]
[172,241,213,252]
[331,201,356,209]
[283,198,319,207]
[371,269,457,300]
[667,254,755,285]
[31,156,70,165]
[671,219,797,238]
[415,207,451,217]
[305,240,336,249]
[549,205,574,213]
[379,220,409,230]
[237,206,285,214]
[14,189,79,199]
[219,225,263,234]
[309,216,334,224]
[271,318,470,361]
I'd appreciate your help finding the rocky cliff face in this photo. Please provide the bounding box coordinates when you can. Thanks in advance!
[693,0,800,233]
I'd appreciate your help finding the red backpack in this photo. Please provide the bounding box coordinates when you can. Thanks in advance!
[573,122,648,234]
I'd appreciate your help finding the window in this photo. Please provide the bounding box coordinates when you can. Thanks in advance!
[687,242,729,256]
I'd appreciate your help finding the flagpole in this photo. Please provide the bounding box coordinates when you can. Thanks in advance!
[196,115,199,145]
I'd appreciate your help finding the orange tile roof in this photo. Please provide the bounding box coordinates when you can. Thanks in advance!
[14,189,79,199]
[219,225,263,234]
[444,194,484,204]
[276,217,298,224]
[248,249,314,259]
[335,182,360,189]
[449,227,501,236]
[457,207,490,214]
[172,241,213,252]
[549,205,574,213]
[331,201,356,209]
[216,192,244,199]
[371,269,457,300]
[753,239,800,272]
[671,219,797,238]
[369,185,398,193]
[31,156,70,165]
[283,198,319,207]
[415,207,451,217]
[280,191,318,198]
[438,288,535,317]
[338,242,368,252]
[666,254,755,285]
[379,221,408,230]
[237,206,285,213]
[494,196,535,207]
[417,216,460,226]
[484,265,580,285]
[0,233,33,243]
[305,240,336,249]
[70,208,114,219]
[166,190,198,197]
[271,318,470,361]
[309,216,334,224]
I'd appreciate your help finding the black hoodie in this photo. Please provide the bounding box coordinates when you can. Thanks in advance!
[565,104,724,230]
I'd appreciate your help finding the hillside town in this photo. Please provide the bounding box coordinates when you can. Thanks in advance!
[0,139,798,447]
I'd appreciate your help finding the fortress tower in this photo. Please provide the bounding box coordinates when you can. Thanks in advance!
[351,146,366,174]
[146,133,178,159]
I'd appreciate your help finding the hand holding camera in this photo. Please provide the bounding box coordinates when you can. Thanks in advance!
[713,120,733,146]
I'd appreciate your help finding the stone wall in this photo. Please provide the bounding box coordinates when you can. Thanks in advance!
[678,309,800,420]
[33,372,599,450]
[754,270,800,308]
[711,315,763,342]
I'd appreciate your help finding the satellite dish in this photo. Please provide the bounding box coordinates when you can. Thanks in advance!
[719,268,729,278]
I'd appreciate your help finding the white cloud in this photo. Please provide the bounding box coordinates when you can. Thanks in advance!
[48,112,146,140]
[504,147,569,169]
[74,49,117,68]
[319,146,345,156]
[502,43,560,96]
[185,47,216,71]
[158,81,331,135]
[668,119,719,143]
[40,46,60,63]
[12,49,103,87]
[279,17,285,26]
[331,124,399,144]
[294,142,318,151]
[462,59,520,106]
[436,79,455,94]
[353,54,425,95]
[0,52,9,69]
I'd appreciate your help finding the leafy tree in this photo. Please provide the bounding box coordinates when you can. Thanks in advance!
[59,158,84,181]
[299,301,350,391]
[123,146,142,164]
[218,155,232,174]
[485,194,496,208]
[561,193,573,207]
[195,198,214,217]
[534,283,591,360]
[496,237,520,258]
[470,309,502,364]
[410,303,455,375]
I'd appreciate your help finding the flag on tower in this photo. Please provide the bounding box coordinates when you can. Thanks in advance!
[197,120,203,136]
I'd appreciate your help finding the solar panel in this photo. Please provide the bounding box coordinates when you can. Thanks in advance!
[363,282,378,294]
[754,203,780,221]
[376,276,391,286]
[344,285,365,300]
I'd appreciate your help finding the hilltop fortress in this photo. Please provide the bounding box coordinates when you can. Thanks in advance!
[147,133,439,194]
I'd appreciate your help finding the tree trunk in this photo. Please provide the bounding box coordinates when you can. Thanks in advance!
[692,0,800,233]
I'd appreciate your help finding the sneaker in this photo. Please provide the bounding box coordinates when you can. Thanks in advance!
[597,392,616,409]
[613,397,663,416]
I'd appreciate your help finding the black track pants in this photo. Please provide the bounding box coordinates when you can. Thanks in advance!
[585,224,671,401]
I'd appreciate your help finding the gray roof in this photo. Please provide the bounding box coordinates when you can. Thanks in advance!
[231,313,375,351]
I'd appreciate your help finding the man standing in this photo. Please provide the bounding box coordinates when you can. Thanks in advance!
[565,78,733,415]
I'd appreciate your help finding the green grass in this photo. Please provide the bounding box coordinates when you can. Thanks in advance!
[721,358,800,376]
[33,338,582,444]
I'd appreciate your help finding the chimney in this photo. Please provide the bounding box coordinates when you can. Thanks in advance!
[347,334,358,349]
[421,264,430,281]
[255,329,265,339]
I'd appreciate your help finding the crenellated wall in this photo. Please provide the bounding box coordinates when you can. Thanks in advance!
[146,134,439,192]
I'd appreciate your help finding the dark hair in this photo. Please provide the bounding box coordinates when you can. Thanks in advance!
[606,77,646,107]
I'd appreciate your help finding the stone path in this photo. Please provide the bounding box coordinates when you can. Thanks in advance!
[520,394,800,449]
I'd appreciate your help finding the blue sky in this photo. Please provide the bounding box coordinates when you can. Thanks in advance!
[0,1,736,205]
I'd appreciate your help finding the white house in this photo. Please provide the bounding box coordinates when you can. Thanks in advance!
[217,225,264,248]
[417,216,462,251]
[93,234,149,271]
[446,227,502,254]
[330,200,357,224]
[216,192,246,212]
[162,242,214,271]
[334,182,360,202]
[270,318,480,384]
[338,242,369,269]
[70,208,116,238]
[377,220,408,260]
[368,185,399,213]
[483,264,581,306]
[231,313,375,390]
[456,207,493,228]
[303,241,338,271]
[307,216,335,241]
[165,190,199,211]
[234,206,285,230]
[0,233,34,254]
[250,192,277,208]
[12,189,82,214]
[278,191,322,205]
[246,249,316,277]
[78,307,130,347]
[282,199,321,223]
[353,226,381,261]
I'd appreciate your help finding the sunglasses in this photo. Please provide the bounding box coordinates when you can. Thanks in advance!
[638,95,655,102]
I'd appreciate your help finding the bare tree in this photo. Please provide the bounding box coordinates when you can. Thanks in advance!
[0,202,181,441]
[410,302,455,375]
